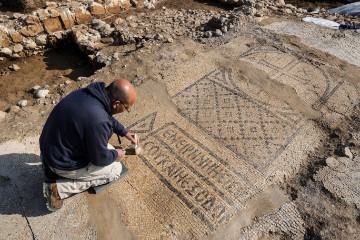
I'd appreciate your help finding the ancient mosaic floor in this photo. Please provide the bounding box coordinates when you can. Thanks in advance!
[107,37,357,239]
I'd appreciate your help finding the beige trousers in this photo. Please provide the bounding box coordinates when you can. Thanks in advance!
[51,144,122,199]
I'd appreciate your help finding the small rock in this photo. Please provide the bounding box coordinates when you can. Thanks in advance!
[35,35,47,46]
[23,39,37,50]
[166,37,174,43]
[13,44,23,53]
[65,80,72,85]
[343,147,353,160]
[17,99,27,107]
[214,29,223,37]
[8,105,20,113]
[100,37,114,44]
[283,8,293,14]
[0,111,6,121]
[0,57,4,61]
[0,48,12,57]
[36,89,49,98]
[308,7,320,14]
[9,64,20,71]
[326,156,338,169]
[13,13,24,19]
[268,6,278,11]
[12,54,21,59]
[32,85,41,93]
[285,4,297,10]
[92,19,106,30]
[155,33,164,40]
[204,31,212,38]
[113,52,120,60]
[129,22,138,28]
[275,0,285,7]
[77,77,87,82]
[144,1,155,9]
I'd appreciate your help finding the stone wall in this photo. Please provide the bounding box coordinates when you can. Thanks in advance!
[0,0,131,59]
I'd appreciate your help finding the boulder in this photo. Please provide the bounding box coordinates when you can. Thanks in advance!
[74,7,92,25]
[49,9,60,18]
[89,2,106,16]
[105,0,130,14]
[9,31,23,43]
[58,7,75,29]
[0,35,10,48]
[43,17,63,33]
[19,15,44,37]
[72,25,101,53]
[0,48,12,57]
[36,8,50,21]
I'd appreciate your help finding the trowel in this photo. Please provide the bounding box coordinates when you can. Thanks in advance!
[117,133,142,155]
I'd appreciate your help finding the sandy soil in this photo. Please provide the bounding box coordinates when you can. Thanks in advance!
[0,44,94,111]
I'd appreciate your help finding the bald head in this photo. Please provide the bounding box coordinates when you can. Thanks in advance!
[106,79,137,114]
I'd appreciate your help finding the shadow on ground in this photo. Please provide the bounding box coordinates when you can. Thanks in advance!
[0,153,49,217]
[42,43,95,81]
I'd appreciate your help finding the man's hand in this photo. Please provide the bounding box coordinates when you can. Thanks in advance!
[116,148,126,161]
[125,132,139,145]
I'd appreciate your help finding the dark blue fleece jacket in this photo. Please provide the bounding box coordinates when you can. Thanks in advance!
[39,82,128,170]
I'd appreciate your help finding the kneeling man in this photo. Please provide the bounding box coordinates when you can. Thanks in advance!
[40,79,137,211]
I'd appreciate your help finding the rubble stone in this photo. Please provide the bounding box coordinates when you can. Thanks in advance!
[8,105,20,113]
[19,15,44,37]
[89,2,106,16]
[9,32,23,43]
[0,48,12,57]
[17,100,27,107]
[23,38,37,49]
[58,7,75,29]
[36,9,50,21]
[49,9,60,18]
[0,35,10,48]
[35,34,47,46]
[74,7,92,25]
[43,17,63,34]
[36,89,49,98]
[13,44,24,53]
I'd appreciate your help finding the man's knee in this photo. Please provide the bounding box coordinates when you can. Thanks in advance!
[109,162,122,180]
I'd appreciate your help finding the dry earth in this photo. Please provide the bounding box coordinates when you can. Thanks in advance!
[0,0,359,240]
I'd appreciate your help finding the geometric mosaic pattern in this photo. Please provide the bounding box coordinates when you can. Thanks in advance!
[127,112,157,133]
[173,47,343,172]
[238,46,344,110]
[173,69,303,171]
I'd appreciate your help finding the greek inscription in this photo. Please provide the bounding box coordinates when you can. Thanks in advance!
[143,137,232,224]
[156,126,248,200]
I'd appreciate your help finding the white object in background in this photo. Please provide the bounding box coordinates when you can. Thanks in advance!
[302,17,340,29]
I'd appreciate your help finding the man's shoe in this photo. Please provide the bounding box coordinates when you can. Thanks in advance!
[43,182,63,211]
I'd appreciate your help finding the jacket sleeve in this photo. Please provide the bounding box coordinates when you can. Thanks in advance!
[111,116,128,137]
[84,121,118,166]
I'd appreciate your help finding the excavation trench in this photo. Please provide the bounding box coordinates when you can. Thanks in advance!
[0,43,97,112]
